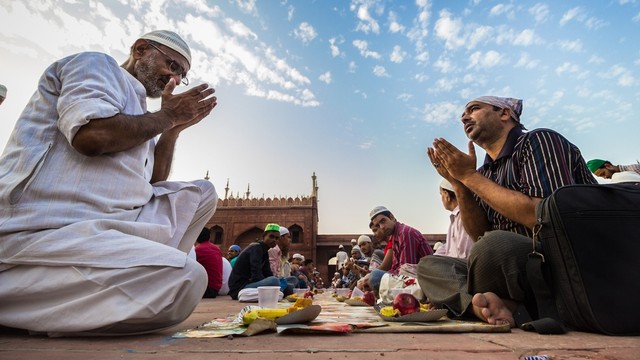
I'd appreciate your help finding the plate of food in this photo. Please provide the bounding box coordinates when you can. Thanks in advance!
[275,305,322,325]
[376,306,448,322]
[344,298,370,306]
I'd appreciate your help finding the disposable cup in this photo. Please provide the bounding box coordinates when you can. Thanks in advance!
[258,286,280,308]
[294,288,310,296]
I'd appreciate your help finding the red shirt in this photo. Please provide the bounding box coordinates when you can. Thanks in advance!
[195,241,223,291]
[388,222,432,275]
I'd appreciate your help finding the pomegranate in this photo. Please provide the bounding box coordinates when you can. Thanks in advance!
[392,293,420,315]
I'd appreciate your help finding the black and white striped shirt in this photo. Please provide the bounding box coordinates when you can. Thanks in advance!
[477,127,597,237]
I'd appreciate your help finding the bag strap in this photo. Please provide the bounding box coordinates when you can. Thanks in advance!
[521,223,567,334]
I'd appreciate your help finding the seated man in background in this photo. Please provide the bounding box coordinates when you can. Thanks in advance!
[434,179,475,259]
[365,206,433,294]
[194,227,224,298]
[587,159,640,182]
[227,244,241,267]
[268,226,297,295]
[227,224,281,300]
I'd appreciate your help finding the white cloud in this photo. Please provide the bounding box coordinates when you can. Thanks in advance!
[397,93,413,102]
[372,65,388,77]
[559,6,607,29]
[414,72,429,82]
[434,10,465,50]
[599,65,636,86]
[514,52,540,69]
[434,56,455,73]
[467,50,503,69]
[560,7,583,26]
[489,3,515,19]
[558,39,583,52]
[287,4,294,21]
[329,37,341,57]
[431,77,456,92]
[352,39,381,59]
[548,90,565,106]
[359,139,374,150]
[388,11,405,33]
[634,12,640,22]
[407,0,431,56]
[319,71,332,84]
[351,0,381,34]
[513,29,537,46]
[555,62,580,75]
[495,26,541,46]
[224,18,258,40]
[389,45,406,63]
[414,51,429,64]
[422,101,461,124]
[529,3,550,23]
[354,89,368,99]
[467,25,493,49]
[588,55,605,64]
[348,61,358,73]
[293,22,317,45]
[235,0,258,16]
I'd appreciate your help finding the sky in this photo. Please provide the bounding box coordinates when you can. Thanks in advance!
[1,0,639,235]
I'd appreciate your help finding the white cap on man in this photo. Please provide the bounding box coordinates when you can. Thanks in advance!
[369,205,390,220]
[140,30,192,67]
[293,253,305,261]
[279,226,290,236]
[357,235,372,245]
[440,178,454,192]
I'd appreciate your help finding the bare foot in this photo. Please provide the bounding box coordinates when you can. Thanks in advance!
[471,292,516,328]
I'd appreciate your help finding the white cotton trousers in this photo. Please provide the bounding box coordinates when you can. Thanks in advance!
[0,180,218,336]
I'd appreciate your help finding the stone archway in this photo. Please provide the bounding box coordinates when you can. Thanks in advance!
[234,226,262,251]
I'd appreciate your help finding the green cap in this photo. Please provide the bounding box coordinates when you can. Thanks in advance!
[264,223,280,232]
[586,159,607,173]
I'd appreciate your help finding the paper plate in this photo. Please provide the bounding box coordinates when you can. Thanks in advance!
[344,299,370,306]
[377,308,448,322]
[275,305,322,325]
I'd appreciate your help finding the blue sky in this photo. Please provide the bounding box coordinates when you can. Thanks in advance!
[1,0,639,235]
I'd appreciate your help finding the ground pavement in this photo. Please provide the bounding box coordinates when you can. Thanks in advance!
[1,294,638,360]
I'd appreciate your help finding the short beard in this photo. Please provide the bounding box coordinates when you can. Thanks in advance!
[134,56,164,98]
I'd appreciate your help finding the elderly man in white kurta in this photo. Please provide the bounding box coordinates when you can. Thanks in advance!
[0,30,218,336]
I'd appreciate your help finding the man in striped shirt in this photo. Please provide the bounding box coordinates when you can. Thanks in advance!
[366,206,433,294]
[418,96,596,328]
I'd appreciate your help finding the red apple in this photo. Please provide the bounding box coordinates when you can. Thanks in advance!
[303,290,314,298]
[363,291,376,306]
[392,293,420,315]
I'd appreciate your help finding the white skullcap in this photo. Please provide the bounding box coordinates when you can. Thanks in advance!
[369,205,390,220]
[279,226,290,236]
[140,30,191,67]
[293,253,305,261]
[357,235,372,245]
[0,84,6,97]
[440,178,454,192]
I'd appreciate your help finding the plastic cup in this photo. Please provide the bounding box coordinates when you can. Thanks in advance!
[294,288,310,296]
[258,286,280,308]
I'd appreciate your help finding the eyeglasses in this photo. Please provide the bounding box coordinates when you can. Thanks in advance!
[147,42,189,85]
